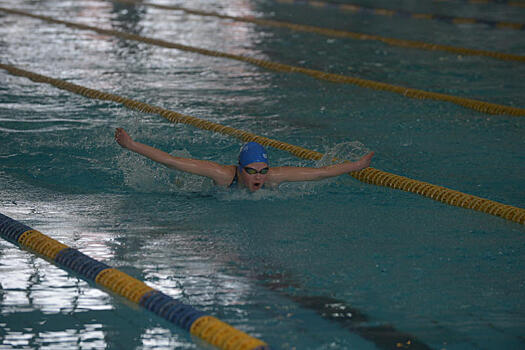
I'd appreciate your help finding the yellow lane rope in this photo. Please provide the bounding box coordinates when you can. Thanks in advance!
[274,0,525,30]
[1,7,525,117]
[1,63,523,225]
[440,0,525,7]
[111,0,525,64]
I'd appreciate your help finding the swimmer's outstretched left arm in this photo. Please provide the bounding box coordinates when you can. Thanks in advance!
[267,152,374,185]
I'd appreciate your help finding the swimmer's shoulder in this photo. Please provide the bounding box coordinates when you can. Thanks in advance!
[214,164,237,187]
[265,166,288,187]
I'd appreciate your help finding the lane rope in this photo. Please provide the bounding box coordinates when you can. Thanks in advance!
[111,0,525,63]
[437,0,525,7]
[274,0,525,30]
[0,213,270,350]
[1,7,525,117]
[1,63,523,225]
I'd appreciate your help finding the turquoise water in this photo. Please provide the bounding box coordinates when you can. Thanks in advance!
[1,0,524,349]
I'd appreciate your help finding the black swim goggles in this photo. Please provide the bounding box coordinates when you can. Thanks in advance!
[244,167,269,175]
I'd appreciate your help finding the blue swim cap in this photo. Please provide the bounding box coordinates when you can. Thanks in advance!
[238,142,269,169]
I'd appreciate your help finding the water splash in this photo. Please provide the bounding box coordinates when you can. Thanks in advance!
[316,141,371,167]
[116,148,216,194]
[116,151,175,193]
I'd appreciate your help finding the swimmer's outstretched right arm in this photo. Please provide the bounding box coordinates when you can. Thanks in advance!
[114,128,234,186]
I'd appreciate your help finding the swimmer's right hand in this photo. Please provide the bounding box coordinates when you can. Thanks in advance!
[114,128,133,149]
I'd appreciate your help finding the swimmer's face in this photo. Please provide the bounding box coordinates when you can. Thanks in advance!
[240,162,269,192]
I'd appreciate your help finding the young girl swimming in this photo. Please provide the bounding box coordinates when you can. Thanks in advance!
[114,128,374,192]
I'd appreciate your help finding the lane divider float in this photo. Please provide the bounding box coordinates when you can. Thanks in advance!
[437,0,525,7]
[1,63,523,225]
[0,213,270,350]
[1,7,524,117]
[274,0,525,30]
[112,0,525,63]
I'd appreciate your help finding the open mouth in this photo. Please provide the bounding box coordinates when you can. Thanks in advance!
[253,182,262,190]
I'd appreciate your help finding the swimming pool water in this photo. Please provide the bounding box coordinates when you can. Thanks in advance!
[1,0,524,349]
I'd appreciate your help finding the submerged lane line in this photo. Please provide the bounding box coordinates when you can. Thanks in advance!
[111,0,525,63]
[1,7,525,117]
[0,211,433,350]
[1,63,523,225]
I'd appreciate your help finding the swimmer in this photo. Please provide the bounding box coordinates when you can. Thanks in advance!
[115,128,374,192]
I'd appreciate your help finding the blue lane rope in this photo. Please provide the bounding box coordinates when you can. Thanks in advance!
[0,213,270,350]
[54,247,111,281]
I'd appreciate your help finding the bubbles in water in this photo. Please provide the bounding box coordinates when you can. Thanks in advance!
[215,185,287,201]
[117,152,172,193]
[317,141,371,167]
